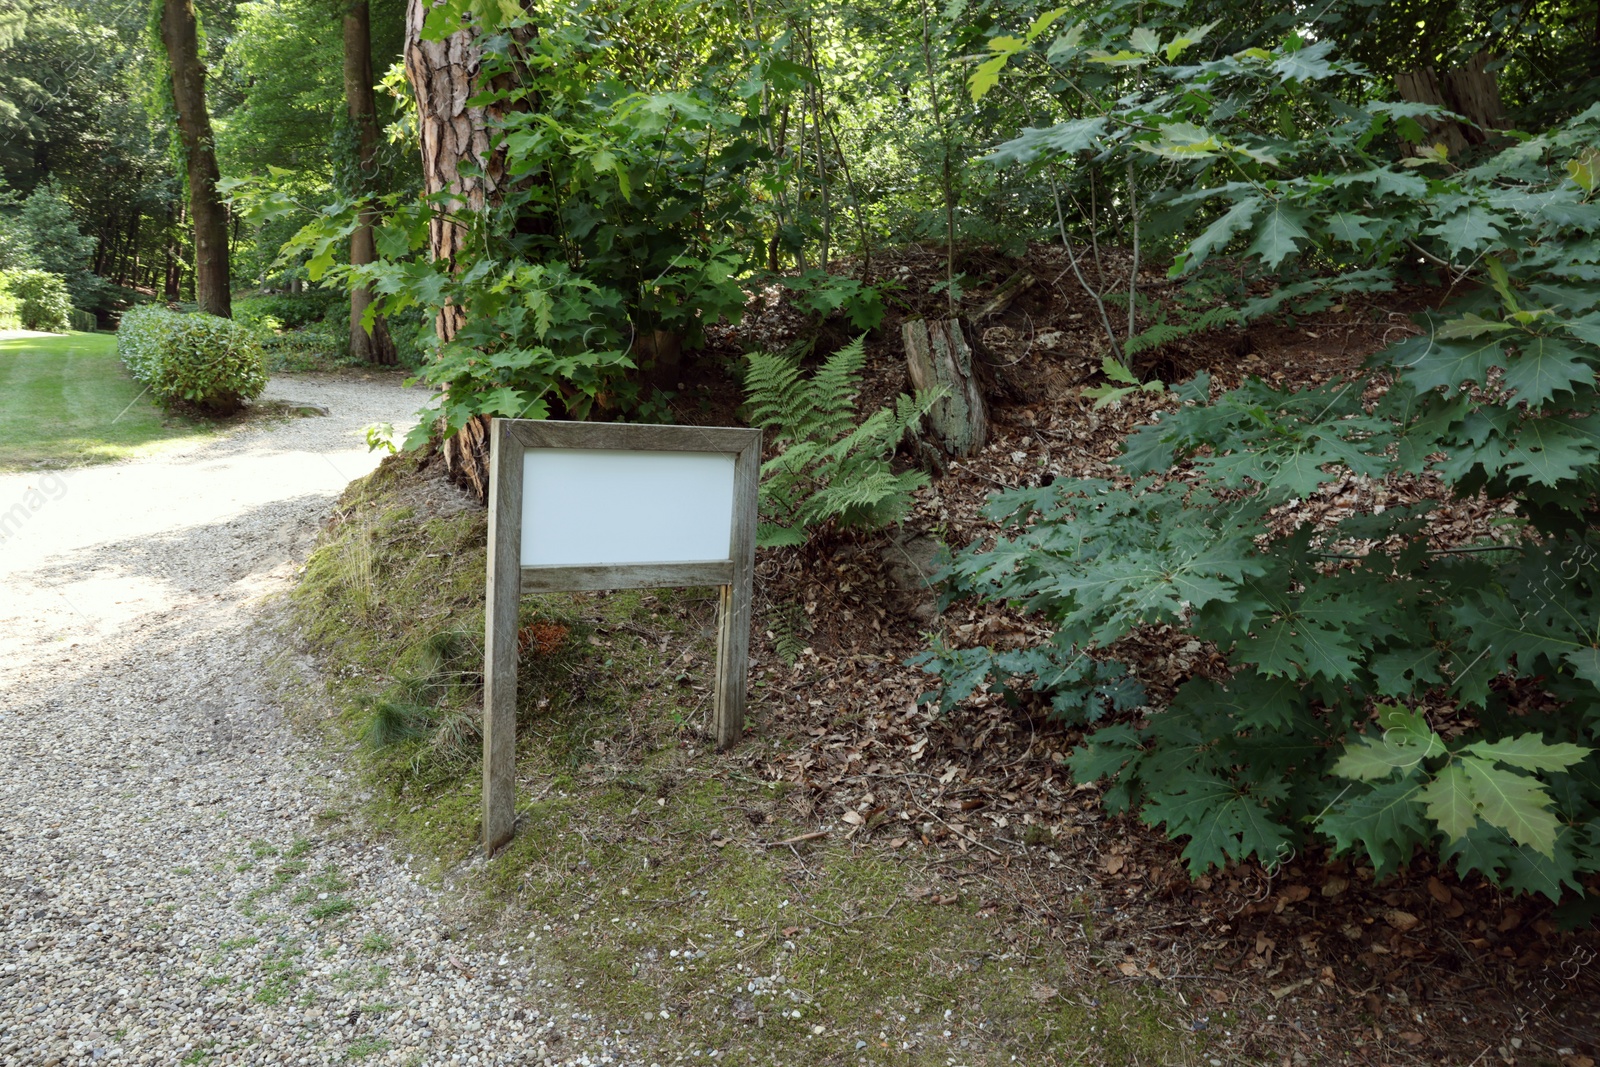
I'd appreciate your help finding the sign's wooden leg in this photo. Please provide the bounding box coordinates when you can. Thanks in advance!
[714,432,759,751]
[713,588,736,748]
[483,420,522,854]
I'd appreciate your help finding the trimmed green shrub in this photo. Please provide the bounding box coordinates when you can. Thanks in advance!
[116,305,268,414]
[0,287,18,330]
[67,308,96,332]
[233,291,346,331]
[0,269,75,332]
[259,322,354,372]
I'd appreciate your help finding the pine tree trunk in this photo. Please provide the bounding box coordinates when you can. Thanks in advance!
[404,0,534,501]
[344,0,396,366]
[159,0,230,318]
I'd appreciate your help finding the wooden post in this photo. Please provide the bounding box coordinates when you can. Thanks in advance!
[714,432,760,750]
[482,419,522,855]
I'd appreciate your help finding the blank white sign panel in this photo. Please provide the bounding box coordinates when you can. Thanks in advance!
[521,448,736,567]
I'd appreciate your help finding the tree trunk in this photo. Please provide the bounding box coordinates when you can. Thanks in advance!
[344,0,396,366]
[164,202,183,301]
[1395,52,1504,157]
[902,317,988,457]
[122,210,141,286]
[404,0,534,501]
[159,0,230,317]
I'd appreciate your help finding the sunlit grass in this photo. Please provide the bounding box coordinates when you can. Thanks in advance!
[0,330,215,470]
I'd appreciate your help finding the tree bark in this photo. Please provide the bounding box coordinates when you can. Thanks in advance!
[159,0,230,317]
[344,0,396,365]
[164,201,184,301]
[1395,52,1504,157]
[404,0,534,501]
[902,317,988,458]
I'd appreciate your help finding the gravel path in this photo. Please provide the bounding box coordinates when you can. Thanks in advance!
[0,377,637,1067]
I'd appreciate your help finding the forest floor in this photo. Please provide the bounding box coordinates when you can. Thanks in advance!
[0,331,217,471]
[286,244,1600,1067]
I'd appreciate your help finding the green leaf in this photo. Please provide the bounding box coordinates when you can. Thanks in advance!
[1502,414,1600,486]
[1460,758,1561,856]
[1503,832,1584,899]
[1087,48,1148,66]
[1142,122,1224,160]
[1485,257,1520,312]
[1503,336,1594,407]
[1436,313,1515,340]
[1330,167,1428,199]
[1163,20,1218,61]
[1567,147,1599,193]
[1128,26,1159,53]
[1442,821,1512,881]
[1025,7,1070,43]
[1564,646,1600,687]
[1559,311,1600,347]
[1425,205,1505,257]
[968,53,1011,101]
[1333,731,1440,781]
[1464,734,1589,772]
[1420,763,1477,842]
[1046,21,1087,60]
[1141,773,1293,873]
[1370,646,1444,697]
[1179,197,1261,273]
[1323,212,1382,247]
[1392,332,1507,393]
[1246,202,1311,268]
[374,223,412,259]
[1102,356,1138,384]
[1270,39,1337,82]
[986,118,1108,166]
[1319,778,1427,879]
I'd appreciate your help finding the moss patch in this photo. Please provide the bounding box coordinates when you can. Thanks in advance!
[287,455,1212,1065]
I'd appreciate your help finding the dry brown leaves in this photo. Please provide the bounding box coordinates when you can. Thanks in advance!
[721,244,1598,1067]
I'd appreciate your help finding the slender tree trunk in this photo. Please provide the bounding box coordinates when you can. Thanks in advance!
[159,0,230,317]
[920,1,956,315]
[344,0,396,365]
[126,211,140,288]
[164,202,183,301]
[404,0,534,500]
[95,207,114,275]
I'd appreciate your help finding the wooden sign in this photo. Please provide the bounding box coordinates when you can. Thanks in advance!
[483,419,762,853]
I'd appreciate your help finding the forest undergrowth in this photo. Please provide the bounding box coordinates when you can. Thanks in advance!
[288,244,1600,1067]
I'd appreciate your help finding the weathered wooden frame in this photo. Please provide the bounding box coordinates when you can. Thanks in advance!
[483,418,762,854]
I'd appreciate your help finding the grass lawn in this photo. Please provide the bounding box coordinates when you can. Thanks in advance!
[0,331,213,470]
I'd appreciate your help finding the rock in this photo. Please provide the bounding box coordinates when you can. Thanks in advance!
[880,533,945,623]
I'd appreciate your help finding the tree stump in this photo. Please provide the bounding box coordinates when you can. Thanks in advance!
[1395,52,1504,156]
[902,317,988,458]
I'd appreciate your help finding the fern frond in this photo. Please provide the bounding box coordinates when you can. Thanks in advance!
[802,335,867,442]
[1124,306,1240,357]
[766,601,813,664]
[743,350,811,433]
[748,337,935,547]
[799,468,929,529]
